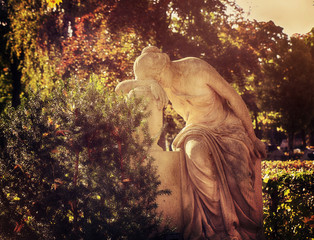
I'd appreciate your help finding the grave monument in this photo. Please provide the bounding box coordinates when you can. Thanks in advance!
[116,46,266,240]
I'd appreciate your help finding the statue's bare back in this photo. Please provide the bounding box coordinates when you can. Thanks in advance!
[163,57,238,127]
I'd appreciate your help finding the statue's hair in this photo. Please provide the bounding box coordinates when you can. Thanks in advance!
[134,46,170,81]
[141,46,161,54]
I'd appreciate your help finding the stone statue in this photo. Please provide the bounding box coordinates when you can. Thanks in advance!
[127,84,165,151]
[116,46,266,240]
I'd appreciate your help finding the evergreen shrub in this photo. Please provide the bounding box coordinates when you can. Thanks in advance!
[0,78,168,240]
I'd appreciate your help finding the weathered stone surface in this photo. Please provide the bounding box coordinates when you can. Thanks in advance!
[127,86,164,151]
[151,150,183,231]
[115,46,266,240]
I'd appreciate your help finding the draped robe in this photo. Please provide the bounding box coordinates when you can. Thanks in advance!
[172,123,263,240]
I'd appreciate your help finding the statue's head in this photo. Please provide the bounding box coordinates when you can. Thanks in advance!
[133,46,170,82]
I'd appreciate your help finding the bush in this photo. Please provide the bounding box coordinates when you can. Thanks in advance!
[0,78,168,240]
[262,161,314,239]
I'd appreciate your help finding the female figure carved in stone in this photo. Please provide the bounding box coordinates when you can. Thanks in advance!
[116,46,266,240]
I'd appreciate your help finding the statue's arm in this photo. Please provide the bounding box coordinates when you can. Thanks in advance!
[204,70,266,158]
[115,79,168,109]
[115,79,145,95]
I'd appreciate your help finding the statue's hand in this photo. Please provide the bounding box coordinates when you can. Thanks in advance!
[253,138,267,159]
[150,82,168,110]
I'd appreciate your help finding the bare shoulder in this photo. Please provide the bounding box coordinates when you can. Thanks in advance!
[173,57,223,85]
[173,57,211,72]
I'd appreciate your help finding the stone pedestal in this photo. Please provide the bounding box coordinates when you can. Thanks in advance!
[151,150,184,231]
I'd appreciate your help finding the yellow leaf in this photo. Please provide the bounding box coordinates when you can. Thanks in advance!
[46,0,62,9]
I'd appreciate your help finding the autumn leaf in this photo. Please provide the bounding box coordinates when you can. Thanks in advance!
[45,0,62,9]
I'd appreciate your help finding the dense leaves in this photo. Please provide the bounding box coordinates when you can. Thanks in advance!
[261,33,314,142]
[2,0,314,145]
[0,77,168,239]
[262,160,314,240]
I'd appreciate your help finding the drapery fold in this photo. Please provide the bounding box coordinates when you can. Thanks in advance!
[172,124,263,240]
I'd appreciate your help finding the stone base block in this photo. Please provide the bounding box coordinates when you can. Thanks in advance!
[151,150,183,231]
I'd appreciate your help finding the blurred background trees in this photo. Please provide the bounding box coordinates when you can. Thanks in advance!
[1,0,314,154]
[261,31,314,153]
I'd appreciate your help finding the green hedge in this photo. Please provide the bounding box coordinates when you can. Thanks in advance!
[262,161,314,240]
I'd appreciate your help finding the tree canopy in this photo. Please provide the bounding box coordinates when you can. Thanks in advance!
[260,29,314,149]
[1,0,314,147]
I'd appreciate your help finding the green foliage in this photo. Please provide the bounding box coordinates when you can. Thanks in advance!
[0,0,21,111]
[58,14,147,86]
[262,161,314,240]
[260,34,314,149]
[0,77,168,239]
[2,0,288,139]
[6,0,58,90]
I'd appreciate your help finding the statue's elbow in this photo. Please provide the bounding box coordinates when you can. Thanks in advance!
[115,82,127,95]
